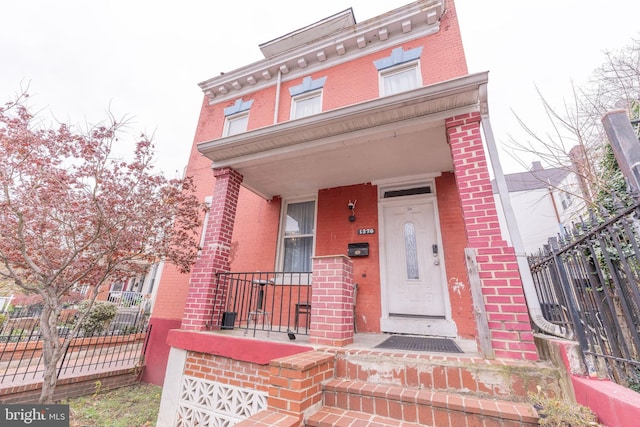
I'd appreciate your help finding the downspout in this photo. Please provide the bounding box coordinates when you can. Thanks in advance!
[478,84,573,340]
[273,70,282,124]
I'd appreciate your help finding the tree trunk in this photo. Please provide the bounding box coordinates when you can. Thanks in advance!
[38,296,65,404]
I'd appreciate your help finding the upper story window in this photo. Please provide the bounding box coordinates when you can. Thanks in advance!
[223,112,249,136]
[223,98,253,136]
[374,46,423,97]
[280,200,316,272]
[380,63,421,96]
[291,91,322,119]
[289,76,327,120]
[560,191,573,211]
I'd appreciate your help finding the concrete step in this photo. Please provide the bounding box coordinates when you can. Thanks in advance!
[330,348,565,402]
[319,379,539,427]
[306,406,424,427]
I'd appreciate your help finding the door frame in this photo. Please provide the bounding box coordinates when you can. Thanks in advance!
[376,175,457,337]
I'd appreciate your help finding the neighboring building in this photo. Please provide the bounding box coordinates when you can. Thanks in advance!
[103,262,163,312]
[493,161,586,254]
[149,1,545,425]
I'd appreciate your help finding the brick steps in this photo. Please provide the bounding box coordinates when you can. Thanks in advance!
[316,379,539,427]
[306,406,424,427]
[330,349,564,402]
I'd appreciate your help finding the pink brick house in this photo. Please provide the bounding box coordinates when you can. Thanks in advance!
[152,1,549,425]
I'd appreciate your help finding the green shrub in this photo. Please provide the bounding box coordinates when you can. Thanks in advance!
[76,300,118,335]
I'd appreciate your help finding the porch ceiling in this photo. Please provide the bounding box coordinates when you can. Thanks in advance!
[198,72,489,199]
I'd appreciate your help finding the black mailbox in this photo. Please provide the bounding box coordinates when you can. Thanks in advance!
[348,242,369,257]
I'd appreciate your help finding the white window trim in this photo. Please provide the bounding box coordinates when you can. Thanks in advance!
[223,111,249,136]
[378,60,422,97]
[374,173,440,201]
[275,196,318,272]
[290,89,323,120]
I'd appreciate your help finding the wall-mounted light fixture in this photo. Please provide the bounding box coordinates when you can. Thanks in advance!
[348,200,357,222]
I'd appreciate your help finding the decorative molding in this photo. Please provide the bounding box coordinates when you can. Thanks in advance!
[373,46,423,71]
[224,99,254,117]
[289,76,327,97]
[198,1,445,104]
[176,375,267,426]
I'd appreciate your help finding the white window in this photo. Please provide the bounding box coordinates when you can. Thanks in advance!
[223,112,249,136]
[380,61,421,96]
[280,200,315,272]
[560,192,573,210]
[291,90,322,120]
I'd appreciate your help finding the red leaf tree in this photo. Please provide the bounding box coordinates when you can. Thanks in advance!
[0,93,203,403]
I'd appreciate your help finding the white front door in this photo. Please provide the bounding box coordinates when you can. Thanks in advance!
[379,195,456,336]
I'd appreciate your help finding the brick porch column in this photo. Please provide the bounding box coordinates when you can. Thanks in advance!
[180,167,243,331]
[309,255,354,346]
[446,112,537,361]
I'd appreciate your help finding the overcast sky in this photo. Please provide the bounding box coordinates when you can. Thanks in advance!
[1,0,639,176]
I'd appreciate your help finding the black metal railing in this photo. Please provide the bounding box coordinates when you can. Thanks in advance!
[529,201,640,388]
[0,308,149,385]
[215,271,312,337]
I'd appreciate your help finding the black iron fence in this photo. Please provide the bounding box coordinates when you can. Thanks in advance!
[529,202,640,388]
[215,271,312,337]
[0,307,149,385]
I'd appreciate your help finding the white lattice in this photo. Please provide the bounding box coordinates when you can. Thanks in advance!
[175,375,267,426]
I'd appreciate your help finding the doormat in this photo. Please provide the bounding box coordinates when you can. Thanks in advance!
[374,335,463,353]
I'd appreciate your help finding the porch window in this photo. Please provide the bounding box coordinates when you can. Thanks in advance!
[380,62,420,96]
[281,201,315,272]
[291,90,322,119]
[223,111,249,136]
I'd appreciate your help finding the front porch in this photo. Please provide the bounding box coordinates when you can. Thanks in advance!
[157,327,562,427]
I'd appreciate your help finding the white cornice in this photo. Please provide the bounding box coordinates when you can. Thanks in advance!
[198,0,445,104]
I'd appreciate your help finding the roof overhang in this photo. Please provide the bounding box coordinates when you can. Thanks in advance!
[259,8,356,58]
[198,72,489,199]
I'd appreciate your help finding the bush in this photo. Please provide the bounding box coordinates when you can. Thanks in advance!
[76,301,118,335]
[530,392,600,426]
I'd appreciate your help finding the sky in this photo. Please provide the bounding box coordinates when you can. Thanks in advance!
[1,0,639,177]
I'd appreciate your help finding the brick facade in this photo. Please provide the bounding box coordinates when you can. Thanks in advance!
[446,112,537,360]
[315,184,380,333]
[184,351,271,393]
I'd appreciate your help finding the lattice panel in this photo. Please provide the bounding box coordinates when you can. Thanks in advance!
[175,375,267,426]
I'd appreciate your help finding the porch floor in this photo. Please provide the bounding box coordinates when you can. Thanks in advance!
[213,328,480,357]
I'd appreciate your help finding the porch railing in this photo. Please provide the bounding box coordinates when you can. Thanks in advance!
[528,201,640,388]
[214,272,312,336]
[107,291,147,309]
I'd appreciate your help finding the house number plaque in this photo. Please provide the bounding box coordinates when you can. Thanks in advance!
[357,228,375,235]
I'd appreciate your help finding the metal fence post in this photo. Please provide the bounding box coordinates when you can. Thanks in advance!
[548,237,597,376]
